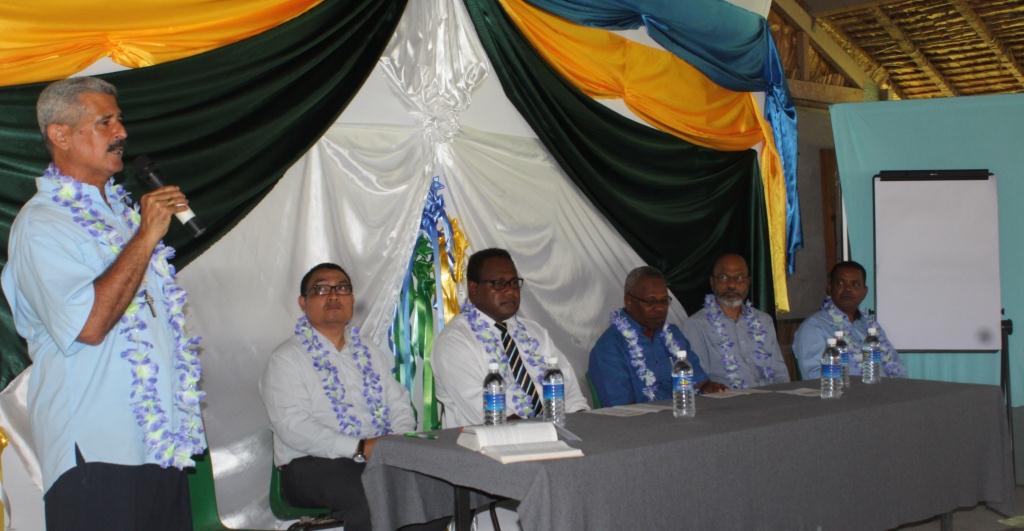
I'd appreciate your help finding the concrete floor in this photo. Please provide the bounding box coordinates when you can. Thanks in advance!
[895,486,1024,531]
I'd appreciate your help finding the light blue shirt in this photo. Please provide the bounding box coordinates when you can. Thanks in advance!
[2,171,191,491]
[681,305,790,389]
[793,306,907,380]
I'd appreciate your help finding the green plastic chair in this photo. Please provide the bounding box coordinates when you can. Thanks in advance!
[269,465,331,521]
[187,450,265,531]
[587,375,603,409]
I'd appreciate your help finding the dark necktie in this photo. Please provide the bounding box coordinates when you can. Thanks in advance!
[495,321,543,416]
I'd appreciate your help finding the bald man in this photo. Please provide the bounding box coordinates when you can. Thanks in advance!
[681,254,789,389]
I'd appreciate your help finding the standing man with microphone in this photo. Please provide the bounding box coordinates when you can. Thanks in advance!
[2,76,206,530]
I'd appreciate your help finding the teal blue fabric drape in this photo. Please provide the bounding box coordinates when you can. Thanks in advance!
[523,0,802,273]
[0,0,408,390]
[466,0,775,317]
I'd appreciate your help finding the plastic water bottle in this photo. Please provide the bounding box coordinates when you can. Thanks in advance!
[482,362,506,425]
[861,327,883,384]
[542,356,566,427]
[672,350,696,418]
[820,338,842,399]
[834,331,851,389]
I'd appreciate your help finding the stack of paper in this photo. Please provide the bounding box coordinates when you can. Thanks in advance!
[457,422,584,464]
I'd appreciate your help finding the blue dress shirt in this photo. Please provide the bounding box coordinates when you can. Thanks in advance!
[1,172,194,491]
[588,311,708,407]
[793,307,907,380]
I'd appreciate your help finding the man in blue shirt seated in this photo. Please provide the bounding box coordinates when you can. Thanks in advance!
[588,266,726,407]
[793,260,907,379]
[681,253,790,389]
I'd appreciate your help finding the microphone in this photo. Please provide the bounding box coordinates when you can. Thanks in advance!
[132,155,205,238]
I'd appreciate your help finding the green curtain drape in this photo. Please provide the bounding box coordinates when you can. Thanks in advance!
[465,0,774,316]
[0,0,408,389]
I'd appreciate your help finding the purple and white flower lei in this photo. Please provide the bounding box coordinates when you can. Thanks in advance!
[609,309,683,401]
[703,294,776,389]
[295,316,391,437]
[822,297,902,377]
[46,165,205,469]
[462,302,543,418]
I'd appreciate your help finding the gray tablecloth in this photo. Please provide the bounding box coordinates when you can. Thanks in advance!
[363,379,1015,530]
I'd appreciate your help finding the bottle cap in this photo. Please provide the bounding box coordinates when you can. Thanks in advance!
[675,350,687,359]
[545,356,558,365]
[827,338,837,346]
[868,326,878,334]
[487,362,500,371]
[834,330,844,338]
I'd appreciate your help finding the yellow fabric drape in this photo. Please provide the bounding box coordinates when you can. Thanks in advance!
[0,0,322,86]
[499,0,789,310]
[439,218,470,324]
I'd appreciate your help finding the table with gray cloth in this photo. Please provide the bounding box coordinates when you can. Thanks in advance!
[363,379,1014,530]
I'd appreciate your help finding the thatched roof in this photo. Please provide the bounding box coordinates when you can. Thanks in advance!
[771,0,1024,101]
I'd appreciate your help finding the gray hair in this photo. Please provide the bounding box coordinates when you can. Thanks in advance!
[624,266,665,293]
[37,77,118,152]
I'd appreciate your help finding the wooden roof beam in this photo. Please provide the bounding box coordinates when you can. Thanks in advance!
[949,0,1024,89]
[773,0,872,89]
[870,6,959,96]
[817,17,904,99]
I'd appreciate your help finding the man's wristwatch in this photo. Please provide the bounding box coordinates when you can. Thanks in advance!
[353,439,366,463]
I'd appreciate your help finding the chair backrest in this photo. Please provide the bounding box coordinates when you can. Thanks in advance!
[269,465,330,521]
[587,375,603,409]
[188,450,230,531]
[187,450,267,531]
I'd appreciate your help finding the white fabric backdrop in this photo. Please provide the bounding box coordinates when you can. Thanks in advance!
[177,0,691,525]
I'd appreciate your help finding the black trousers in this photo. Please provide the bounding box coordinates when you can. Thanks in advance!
[281,455,449,531]
[44,446,192,531]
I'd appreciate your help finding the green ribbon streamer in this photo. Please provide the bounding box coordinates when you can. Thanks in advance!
[391,235,441,430]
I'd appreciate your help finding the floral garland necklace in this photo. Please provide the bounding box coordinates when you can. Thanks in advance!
[821,297,901,376]
[46,164,205,469]
[703,294,777,389]
[295,316,391,437]
[463,302,543,418]
[610,309,683,401]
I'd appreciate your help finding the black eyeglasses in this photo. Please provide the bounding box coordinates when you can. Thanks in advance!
[627,293,672,308]
[306,283,353,296]
[478,277,525,291]
[713,273,750,284]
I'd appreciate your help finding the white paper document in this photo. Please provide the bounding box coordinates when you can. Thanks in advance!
[586,407,653,417]
[457,422,584,464]
[776,387,822,397]
[702,388,774,399]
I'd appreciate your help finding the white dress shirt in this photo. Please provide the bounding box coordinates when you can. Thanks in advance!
[432,310,589,428]
[260,325,416,466]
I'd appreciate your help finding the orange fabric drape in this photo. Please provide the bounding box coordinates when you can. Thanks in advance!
[499,0,789,310]
[0,0,322,86]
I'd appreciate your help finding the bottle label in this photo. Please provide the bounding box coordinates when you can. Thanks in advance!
[840,351,850,365]
[483,391,505,412]
[673,375,692,392]
[543,383,564,401]
[870,348,882,363]
[821,363,841,379]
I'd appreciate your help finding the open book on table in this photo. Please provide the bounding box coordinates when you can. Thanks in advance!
[457,422,584,464]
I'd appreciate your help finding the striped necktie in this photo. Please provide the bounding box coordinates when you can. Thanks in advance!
[494,321,543,416]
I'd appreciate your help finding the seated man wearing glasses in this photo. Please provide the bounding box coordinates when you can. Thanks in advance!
[433,248,589,427]
[680,254,789,389]
[260,263,448,531]
[589,266,725,407]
